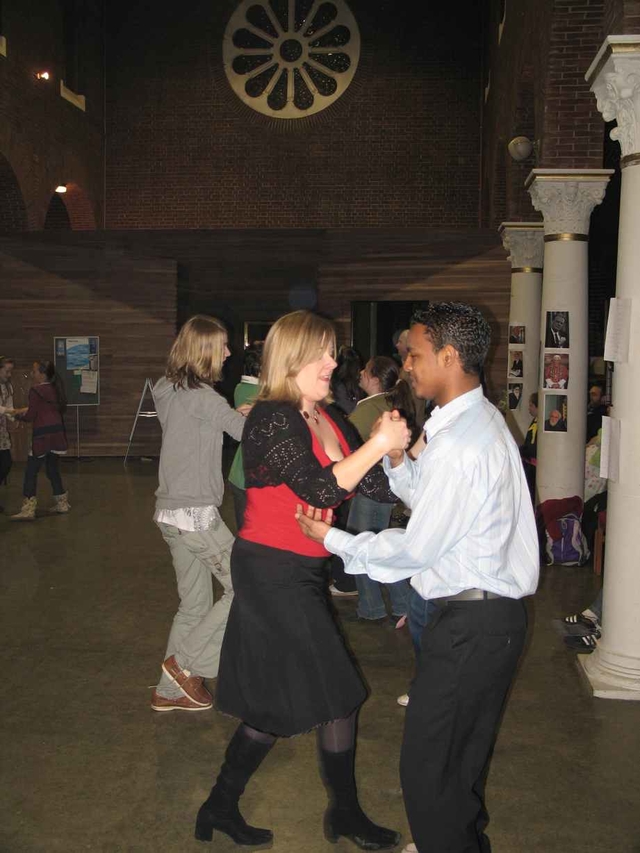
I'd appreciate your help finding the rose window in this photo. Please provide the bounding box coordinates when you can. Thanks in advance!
[223,0,360,119]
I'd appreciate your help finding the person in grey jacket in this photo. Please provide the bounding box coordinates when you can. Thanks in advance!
[151,315,248,712]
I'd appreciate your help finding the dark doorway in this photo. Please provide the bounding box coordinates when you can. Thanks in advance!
[351,300,429,360]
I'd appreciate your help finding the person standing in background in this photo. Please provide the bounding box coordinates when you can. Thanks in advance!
[0,357,16,512]
[11,360,69,521]
[331,346,365,415]
[347,355,416,624]
[228,346,262,530]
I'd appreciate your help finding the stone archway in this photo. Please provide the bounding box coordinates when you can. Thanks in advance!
[43,193,72,230]
[43,182,97,231]
[0,153,28,231]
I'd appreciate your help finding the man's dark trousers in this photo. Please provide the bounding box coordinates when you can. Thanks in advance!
[400,597,527,852]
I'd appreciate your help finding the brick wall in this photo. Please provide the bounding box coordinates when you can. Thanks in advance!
[542,0,605,168]
[0,0,104,230]
[105,0,482,230]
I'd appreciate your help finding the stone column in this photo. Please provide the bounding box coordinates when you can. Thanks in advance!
[499,222,544,444]
[580,37,640,699]
[526,170,612,503]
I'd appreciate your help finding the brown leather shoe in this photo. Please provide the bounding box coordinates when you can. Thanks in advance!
[161,655,212,706]
[151,690,212,712]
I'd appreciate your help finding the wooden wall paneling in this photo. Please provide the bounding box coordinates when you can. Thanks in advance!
[0,239,176,458]
[317,230,511,404]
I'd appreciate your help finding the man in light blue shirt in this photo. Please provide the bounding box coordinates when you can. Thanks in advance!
[298,302,539,853]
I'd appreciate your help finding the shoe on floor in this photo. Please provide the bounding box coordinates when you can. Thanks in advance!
[564,633,598,654]
[329,584,358,597]
[151,690,212,712]
[161,655,212,706]
[49,492,71,514]
[11,496,37,521]
[402,844,417,853]
[397,694,410,707]
[563,612,599,631]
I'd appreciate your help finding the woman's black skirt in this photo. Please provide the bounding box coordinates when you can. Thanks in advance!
[216,538,367,737]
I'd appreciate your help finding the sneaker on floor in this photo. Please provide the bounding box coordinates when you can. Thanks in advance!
[563,612,599,631]
[328,584,358,597]
[402,844,417,853]
[564,633,598,654]
[151,690,212,711]
[397,694,410,707]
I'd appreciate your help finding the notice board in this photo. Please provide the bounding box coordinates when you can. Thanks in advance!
[53,337,100,406]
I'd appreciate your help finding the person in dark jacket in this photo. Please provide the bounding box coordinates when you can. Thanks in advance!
[11,361,69,521]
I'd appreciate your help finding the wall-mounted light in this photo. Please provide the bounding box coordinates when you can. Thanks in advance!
[507,136,536,162]
[55,185,67,194]
[36,71,51,81]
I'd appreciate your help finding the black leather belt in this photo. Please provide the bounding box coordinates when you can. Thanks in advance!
[433,588,504,605]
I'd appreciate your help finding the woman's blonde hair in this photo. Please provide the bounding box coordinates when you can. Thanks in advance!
[166,315,228,389]
[259,311,336,407]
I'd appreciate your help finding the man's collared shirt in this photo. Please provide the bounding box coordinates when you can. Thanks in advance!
[325,386,539,600]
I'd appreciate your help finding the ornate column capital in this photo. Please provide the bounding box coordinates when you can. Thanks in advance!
[498,222,544,270]
[525,170,613,237]
[586,37,640,161]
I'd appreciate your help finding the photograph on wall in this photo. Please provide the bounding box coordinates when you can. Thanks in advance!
[545,311,570,348]
[509,325,526,344]
[508,350,523,378]
[508,383,523,410]
[66,337,90,369]
[543,353,569,389]
[544,394,568,432]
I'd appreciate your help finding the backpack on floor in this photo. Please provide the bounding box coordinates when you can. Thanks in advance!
[544,513,590,566]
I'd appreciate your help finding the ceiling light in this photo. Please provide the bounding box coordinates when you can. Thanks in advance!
[55,185,67,194]
[36,71,51,81]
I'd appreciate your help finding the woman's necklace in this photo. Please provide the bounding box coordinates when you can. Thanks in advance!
[302,405,320,424]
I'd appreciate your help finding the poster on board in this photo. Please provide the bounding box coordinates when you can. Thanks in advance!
[53,337,100,406]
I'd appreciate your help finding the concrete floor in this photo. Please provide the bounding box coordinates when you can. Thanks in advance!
[1,458,639,853]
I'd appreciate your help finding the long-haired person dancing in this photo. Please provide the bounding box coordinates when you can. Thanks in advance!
[151,315,247,713]
[12,360,69,521]
[196,310,410,849]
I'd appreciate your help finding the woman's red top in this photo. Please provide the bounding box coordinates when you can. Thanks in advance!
[240,407,352,557]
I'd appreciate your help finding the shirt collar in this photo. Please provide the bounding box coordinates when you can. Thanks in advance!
[241,375,259,385]
[425,385,484,441]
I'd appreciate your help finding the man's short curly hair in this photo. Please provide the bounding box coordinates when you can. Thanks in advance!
[410,302,491,376]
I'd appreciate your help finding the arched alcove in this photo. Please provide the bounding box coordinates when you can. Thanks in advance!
[0,153,28,231]
[43,193,72,230]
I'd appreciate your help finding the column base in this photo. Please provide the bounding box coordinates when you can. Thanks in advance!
[577,648,640,701]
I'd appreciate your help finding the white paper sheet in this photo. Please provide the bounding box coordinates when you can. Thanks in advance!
[604,298,632,363]
[80,370,98,394]
[599,415,620,481]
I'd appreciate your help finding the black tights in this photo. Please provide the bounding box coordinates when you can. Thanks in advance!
[240,710,357,753]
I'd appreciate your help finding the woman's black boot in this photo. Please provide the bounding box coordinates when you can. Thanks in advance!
[195,726,275,847]
[319,747,401,851]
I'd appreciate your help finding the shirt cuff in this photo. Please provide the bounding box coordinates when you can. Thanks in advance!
[325,526,355,556]
[383,453,406,474]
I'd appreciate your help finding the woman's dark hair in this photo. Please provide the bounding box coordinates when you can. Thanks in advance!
[331,346,363,402]
[530,392,538,407]
[411,302,491,376]
[367,356,420,441]
[36,361,67,414]
[242,346,262,378]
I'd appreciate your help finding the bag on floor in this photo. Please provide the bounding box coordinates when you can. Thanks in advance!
[544,512,590,566]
